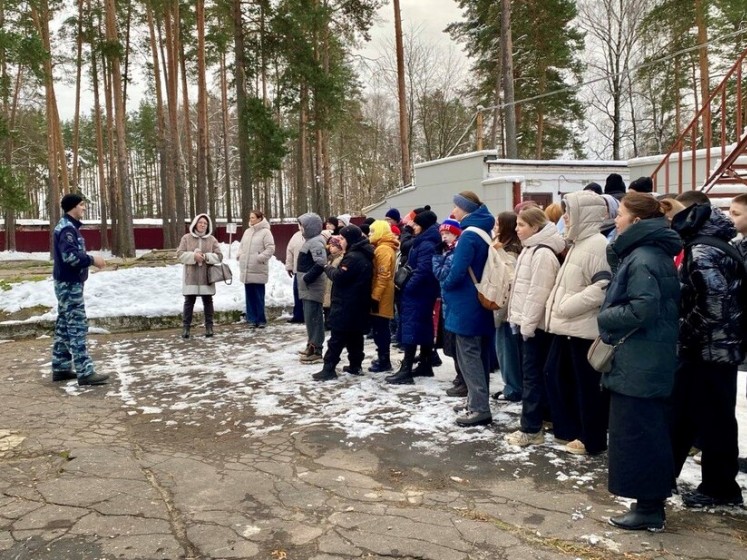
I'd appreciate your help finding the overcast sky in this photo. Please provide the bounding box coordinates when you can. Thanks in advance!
[55,0,465,121]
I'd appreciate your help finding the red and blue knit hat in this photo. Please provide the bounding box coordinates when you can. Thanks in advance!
[439,218,462,237]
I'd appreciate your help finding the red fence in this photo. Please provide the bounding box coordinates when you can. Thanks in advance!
[0,223,302,265]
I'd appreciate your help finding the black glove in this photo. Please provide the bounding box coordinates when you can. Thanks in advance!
[435,240,448,254]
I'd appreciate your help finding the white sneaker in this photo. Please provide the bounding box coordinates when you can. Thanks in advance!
[505,429,544,447]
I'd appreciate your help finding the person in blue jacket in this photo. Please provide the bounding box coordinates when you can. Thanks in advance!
[52,193,109,386]
[386,209,441,384]
[441,191,496,427]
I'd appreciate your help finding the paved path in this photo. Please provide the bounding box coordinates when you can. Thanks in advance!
[0,323,745,559]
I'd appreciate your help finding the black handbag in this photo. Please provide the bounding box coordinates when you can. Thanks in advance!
[394,264,413,290]
[207,263,233,285]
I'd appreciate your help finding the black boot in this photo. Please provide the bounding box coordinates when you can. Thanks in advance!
[182,296,194,339]
[412,345,434,377]
[431,349,443,367]
[368,356,393,373]
[204,296,214,337]
[609,500,665,532]
[312,362,338,381]
[385,345,415,384]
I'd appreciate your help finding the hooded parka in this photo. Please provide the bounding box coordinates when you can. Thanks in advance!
[545,191,611,339]
[296,213,328,303]
[176,214,223,296]
[369,220,399,319]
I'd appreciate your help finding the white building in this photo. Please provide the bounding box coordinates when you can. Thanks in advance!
[363,150,628,219]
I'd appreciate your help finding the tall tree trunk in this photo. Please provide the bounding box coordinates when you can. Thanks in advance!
[195,0,208,215]
[147,4,175,247]
[501,0,517,158]
[233,0,252,227]
[179,26,195,218]
[164,2,186,241]
[219,51,233,223]
[695,0,710,148]
[71,0,84,187]
[296,82,308,215]
[104,0,135,257]
[393,0,411,186]
[89,6,109,250]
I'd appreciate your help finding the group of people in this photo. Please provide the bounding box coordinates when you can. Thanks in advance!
[51,177,747,534]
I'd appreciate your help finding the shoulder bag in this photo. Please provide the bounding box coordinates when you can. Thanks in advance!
[587,328,637,373]
[208,262,233,285]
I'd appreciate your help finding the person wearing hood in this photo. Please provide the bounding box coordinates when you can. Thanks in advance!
[386,209,441,385]
[52,193,108,386]
[440,192,497,427]
[313,225,374,381]
[504,206,566,447]
[368,220,400,372]
[604,173,626,201]
[597,193,681,532]
[285,226,305,324]
[238,210,275,328]
[544,191,612,456]
[296,213,328,363]
[177,213,224,339]
[669,194,745,509]
[600,194,620,242]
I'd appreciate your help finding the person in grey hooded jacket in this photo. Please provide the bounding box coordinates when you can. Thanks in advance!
[296,213,328,362]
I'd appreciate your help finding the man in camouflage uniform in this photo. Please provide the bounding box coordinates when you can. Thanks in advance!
[52,193,109,386]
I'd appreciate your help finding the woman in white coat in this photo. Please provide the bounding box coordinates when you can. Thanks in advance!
[504,206,565,447]
[544,191,611,455]
[238,210,275,328]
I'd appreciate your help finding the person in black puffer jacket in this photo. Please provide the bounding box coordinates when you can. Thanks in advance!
[598,193,681,532]
[312,225,374,381]
[670,199,745,509]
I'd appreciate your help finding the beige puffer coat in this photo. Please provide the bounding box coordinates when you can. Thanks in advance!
[507,222,565,337]
[285,229,304,273]
[545,191,611,340]
[176,214,223,296]
[238,218,275,284]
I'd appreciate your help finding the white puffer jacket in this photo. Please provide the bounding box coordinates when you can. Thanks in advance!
[507,222,565,337]
[545,191,611,340]
[238,218,275,284]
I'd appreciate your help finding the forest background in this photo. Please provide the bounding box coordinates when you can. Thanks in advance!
[1,0,745,256]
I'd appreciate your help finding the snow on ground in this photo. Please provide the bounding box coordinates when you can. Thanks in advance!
[4,247,747,513]
[0,244,293,321]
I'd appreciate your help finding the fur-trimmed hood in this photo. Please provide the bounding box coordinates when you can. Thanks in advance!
[189,213,214,237]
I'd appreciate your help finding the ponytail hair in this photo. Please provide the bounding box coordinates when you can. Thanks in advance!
[621,192,664,220]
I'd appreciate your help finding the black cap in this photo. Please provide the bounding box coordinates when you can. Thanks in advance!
[61,193,84,212]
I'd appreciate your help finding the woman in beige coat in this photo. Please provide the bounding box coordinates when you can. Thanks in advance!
[544,191,611,455]
[176,214,223,338]
[238,210,275,328]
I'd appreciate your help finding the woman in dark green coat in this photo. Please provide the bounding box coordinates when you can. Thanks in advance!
[597,193,681,532]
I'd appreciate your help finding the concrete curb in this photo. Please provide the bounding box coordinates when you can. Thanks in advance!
[0,307,288,340]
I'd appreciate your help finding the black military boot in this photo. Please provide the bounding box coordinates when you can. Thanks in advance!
[312,362,338,382]
[412,345,435,377]
[385,345,415,385]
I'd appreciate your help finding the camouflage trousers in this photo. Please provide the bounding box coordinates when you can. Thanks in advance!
[52,281,94,378]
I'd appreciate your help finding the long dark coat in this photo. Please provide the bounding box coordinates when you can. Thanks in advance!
[399,224,441,345]
[325,238,374,333]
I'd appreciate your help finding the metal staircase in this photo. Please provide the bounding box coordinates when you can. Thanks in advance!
[650,48,747,207]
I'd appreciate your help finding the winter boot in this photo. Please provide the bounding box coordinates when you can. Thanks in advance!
[300,344,323,364]
[385,345,415,385]
[297,343,312,356]
[204,296,214,338]
[343,365,364,376]
[182,327,191,339]
[609,500,665,532]
[368,356,393,373]
[412,345,434,377]
[182,296,194,339]
[431,349,443,367]
[312,362,338,381]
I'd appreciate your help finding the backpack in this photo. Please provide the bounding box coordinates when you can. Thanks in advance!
[463,226,515,311]
[684,235,747,346]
